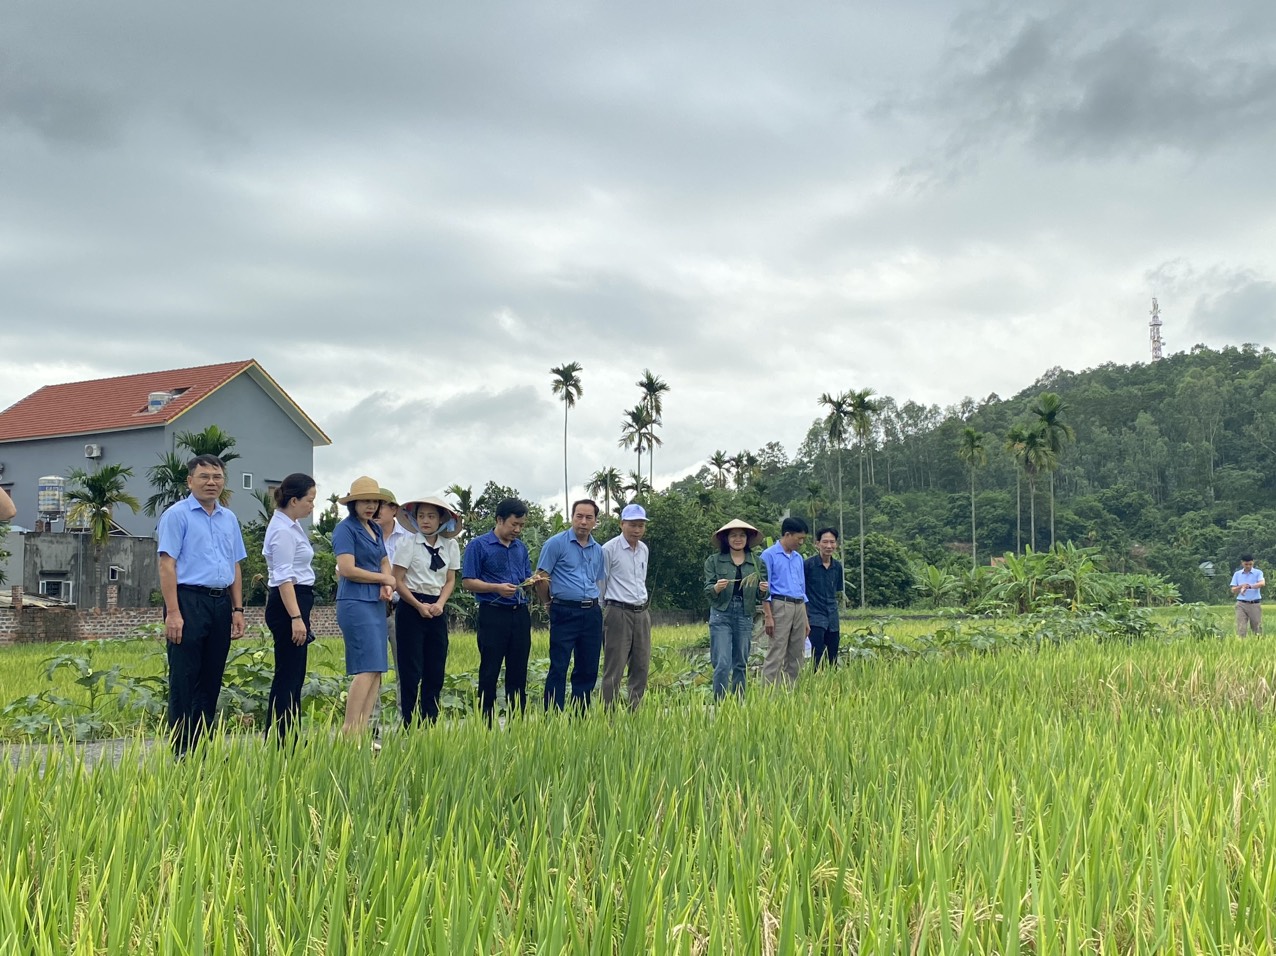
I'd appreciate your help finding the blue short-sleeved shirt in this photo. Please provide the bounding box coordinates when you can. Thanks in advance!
[332,517,386,602]
[1232,566,1264,602]
[156,495,247,587]
[461,530,531,605]
[536,529,605,601]
[804,555,843,628]
[761,542,807,602]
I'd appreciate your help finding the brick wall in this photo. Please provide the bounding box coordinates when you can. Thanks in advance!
[0,604,342,644]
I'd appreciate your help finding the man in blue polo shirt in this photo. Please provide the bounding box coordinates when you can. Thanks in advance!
[535,498,606,711]
[461,498,533,723]
[157,454,248,755]
[760,516,810,686]
[1231,553,1265,636]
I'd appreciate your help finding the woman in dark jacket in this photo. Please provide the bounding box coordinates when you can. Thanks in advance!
[703,519,769,699]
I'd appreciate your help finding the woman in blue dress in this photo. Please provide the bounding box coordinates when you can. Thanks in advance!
[332,476,396,738]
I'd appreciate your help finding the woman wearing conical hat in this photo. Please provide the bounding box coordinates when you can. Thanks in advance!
[703,519,769,700]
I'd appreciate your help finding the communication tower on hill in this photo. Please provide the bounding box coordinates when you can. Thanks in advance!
[1149,297,1164,360]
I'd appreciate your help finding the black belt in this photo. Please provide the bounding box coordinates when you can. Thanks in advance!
[552,598,598,608]
[481,602,527,611]
[411,592,440,602]
[1238,600,1262,604]
[178,584,230,598]
[604,599,648,611]
[771,594,804,604]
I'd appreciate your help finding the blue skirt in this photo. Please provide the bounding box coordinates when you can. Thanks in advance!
[337,598,389,675]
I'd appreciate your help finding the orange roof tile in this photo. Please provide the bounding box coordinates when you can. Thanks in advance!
[0,360,329,443]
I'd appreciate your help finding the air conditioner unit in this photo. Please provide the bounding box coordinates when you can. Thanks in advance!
[84,443,102,459]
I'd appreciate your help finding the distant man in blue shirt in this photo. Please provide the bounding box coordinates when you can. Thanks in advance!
[461,498,532,723]
[1231,553,1265,636]
[760,516,810,686]
[157,455,248,755]
[535,498,606,711]
[804,527,843,670]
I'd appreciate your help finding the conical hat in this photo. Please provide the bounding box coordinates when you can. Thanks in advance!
[713,518,761,549]
[397,494,463,539]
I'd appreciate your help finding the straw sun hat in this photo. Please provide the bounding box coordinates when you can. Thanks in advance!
[713,518,761,550]
[337,476,394,505]
[397,494,463,539]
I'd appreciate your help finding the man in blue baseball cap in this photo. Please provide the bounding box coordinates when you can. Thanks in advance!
[600,502,652,709]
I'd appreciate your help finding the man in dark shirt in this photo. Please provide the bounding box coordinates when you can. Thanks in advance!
[803,527,843,670]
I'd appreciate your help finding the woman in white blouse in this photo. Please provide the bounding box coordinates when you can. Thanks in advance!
[262,473,318,740]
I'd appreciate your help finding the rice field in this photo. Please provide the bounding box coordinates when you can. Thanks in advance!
[4,611,1276,952]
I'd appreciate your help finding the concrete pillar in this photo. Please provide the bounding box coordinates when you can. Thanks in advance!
[10,586,21,611]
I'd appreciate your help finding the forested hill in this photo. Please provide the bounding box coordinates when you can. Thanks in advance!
[687,343,1276,603]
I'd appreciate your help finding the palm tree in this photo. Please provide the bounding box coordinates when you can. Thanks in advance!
[144,451,189,517]
[445,484,476,541]
[730,451,749,490]
[1004,425,1031,554]
[848,388,880,609]
[1032,392,1075,548]
[65,464,141,609]
[818,390,851,598]
[636,369,670,488]
[1019,427,1055,553]
[587,467,624,515]
[957,427,987,570]
[623,471,653,500]
[708,450,730,489]
[550,362,584,516]
[805,480,825,528]
[174,425,239,505]
[618,404,653,477]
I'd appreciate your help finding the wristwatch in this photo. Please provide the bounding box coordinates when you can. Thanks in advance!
[232,607,244,613]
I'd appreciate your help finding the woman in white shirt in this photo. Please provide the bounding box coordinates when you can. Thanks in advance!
[392,494,463,725]
[262,473,318,740]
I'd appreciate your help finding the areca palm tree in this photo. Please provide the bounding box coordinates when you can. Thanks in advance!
[144,451,189,516]
[957,427,987,570]
[619,404,653,477]
[805,480,825,528]
[818,390,851,599]
[1019,427,1055,553]
[1032,392,1075,548]
[1004,425,1031,554]
[730,451,749,490]
[65,464,141,609]
[848,388,880,608]
[174,425,239,505]
[636,370,670,487]
[708,450,730,489]
[550,362,584,516]
[445,484,476,541]
[623,471,653,500]
[587,467,624,515]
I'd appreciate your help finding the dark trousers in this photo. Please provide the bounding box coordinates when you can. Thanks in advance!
[396,594,449,725]
[544,602,604,712]
[166,586,233,755]
[809,624,840,671]
[476,603,531,723]
[264,585,312,742]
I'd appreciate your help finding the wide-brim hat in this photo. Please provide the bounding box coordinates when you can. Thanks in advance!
[338,476,394,505]
[713,518,761,550]
[398,494,463,539]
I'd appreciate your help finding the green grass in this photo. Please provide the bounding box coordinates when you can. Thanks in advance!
[2,609,1272,952]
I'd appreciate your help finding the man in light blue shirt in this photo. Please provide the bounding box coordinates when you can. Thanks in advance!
[535,498,606,711]
[760,516,810,686]
[1231,553,1265,636]
[157,455,248,755]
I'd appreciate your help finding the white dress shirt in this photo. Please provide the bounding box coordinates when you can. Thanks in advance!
[601,534,649,604]
[393,533,462,594]
[263,510,316,587]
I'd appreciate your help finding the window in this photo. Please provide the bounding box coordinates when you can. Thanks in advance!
[108,565,125,582]
[39,578,70,601]
[242,473,253,490]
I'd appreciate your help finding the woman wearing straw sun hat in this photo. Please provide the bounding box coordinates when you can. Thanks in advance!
[703,519,770,700]
[332,476,396,740]
[391,493,463,726]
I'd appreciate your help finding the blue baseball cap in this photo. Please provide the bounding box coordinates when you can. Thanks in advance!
[620,503,648,521]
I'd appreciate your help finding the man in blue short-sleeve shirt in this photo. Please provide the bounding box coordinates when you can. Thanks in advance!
[760,516,810,686]
[461,498,532,722]
[1231,553,1265,636]
[157,455,248,755]
[535,498,606,711]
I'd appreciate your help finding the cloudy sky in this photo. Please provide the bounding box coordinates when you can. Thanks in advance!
[3,0,1274,511]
